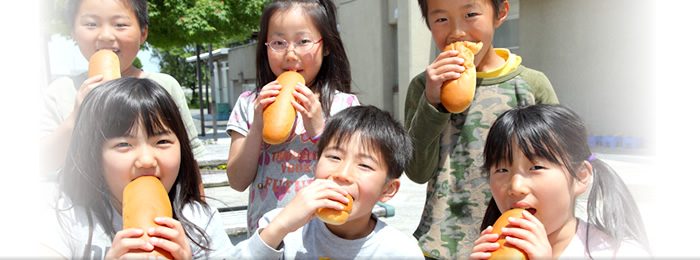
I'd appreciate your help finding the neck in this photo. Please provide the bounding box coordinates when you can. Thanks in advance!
[122,65,144,77]
[548,217,579,258]
[475,45,506,72]
[325,212,376,240]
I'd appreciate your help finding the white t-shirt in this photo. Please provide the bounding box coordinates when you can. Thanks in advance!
[559,218,649,259]
[226,90,359,236]
[236,208,425,259]
[42,195,236,259]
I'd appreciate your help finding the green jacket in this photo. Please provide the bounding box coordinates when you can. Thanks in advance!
[404,65,558,258]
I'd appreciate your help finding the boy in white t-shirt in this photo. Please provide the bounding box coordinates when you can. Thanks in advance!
[238,105,424,259]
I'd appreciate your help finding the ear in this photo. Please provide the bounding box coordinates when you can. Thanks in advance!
[574,161,592,195]
[378,178,400,203]
[140,25,149,45]
[494,0,510,28]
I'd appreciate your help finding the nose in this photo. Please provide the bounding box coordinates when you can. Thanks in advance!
[284,44,299,62]
[329,161,356,185]
[448,19,467,41]
[97,25,116,42]
[134,146,157,169]
[508,173,529,196]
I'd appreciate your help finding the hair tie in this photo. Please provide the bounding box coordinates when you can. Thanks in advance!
[587,153,596,162]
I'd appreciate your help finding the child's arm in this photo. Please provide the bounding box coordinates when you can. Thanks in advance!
[403,50,466,184]
[258,179,349,249]
[226,81,282,191]
[291,83,324,138]
[40,75,104,172]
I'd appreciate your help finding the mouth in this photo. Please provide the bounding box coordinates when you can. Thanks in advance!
[98,48,120,54]
[284,68,302,73]
[512,207,536,216]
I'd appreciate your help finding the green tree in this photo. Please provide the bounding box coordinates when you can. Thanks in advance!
[150,46,201,106]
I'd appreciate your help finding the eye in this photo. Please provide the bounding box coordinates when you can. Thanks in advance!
[325,155,341,161]
[466,12,478,18]
[85,22,97,27]
[493,168,508,173]
[270,40,286,47]
[530,165,546,171]
[358,163,375,171]
[114,23,127,28]
[157,139,173,145]
[297,38,312,45]
[434,17,447,24]
[113,142,131,150]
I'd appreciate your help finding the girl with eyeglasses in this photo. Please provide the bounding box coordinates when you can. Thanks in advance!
[225,0,359,237]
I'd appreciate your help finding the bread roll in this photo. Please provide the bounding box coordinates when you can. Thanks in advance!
[315,194,353,225]
[440,41,482,113]
[88,49,121,80]
[262,71,305,144]
[490,208,528,260]
[122,176,173,259]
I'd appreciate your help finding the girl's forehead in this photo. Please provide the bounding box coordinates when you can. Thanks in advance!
[268,7,319,37]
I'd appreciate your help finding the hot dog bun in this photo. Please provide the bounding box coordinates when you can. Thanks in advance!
[490,208,528,260]
[122,176,173,259]
[262,71,305,144]
[88,49,121,81]
[440,41,482,113]
[315,194,353,225]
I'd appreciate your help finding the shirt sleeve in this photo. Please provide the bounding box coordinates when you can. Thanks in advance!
[403,72,451,184]
[226,91,255,137]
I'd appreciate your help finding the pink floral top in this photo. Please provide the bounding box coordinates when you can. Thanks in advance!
[226,90,360,236]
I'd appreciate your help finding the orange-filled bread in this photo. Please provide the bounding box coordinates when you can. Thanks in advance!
[315,194,353,225]
[440,41,482,113]
[122,176,173,259]
[262,71,305,144]
[88,49,121,80]
[489,208,528,260]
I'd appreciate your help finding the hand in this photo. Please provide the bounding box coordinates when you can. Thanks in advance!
[73,75,104,112]
[424,50,465,108]
[500,210,552,259]
[148,217,192,260]
[259,179,349,248]
[469,226,500,260]
[292,83,324,137]
[253,80,282,129]
[105,217,191,260]
[105,228,154,260]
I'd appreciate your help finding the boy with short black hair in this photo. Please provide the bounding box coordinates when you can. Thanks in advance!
[241,105,424,259]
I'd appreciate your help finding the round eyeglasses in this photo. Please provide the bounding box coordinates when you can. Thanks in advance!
[265,38,323,52]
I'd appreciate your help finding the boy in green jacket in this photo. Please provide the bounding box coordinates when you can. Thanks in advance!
[404,0,559,258]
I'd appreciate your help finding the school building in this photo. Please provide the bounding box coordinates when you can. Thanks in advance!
[192,0,655,155]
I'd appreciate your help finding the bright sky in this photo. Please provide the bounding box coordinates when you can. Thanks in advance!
[47,34,160,77]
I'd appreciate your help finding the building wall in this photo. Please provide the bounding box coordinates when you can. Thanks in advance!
[519,0,655,149]
[336,0,398,115]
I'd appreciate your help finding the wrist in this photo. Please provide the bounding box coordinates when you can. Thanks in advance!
[310,131,323,143]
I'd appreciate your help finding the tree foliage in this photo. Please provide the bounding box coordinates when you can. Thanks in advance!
[150,46,201,105]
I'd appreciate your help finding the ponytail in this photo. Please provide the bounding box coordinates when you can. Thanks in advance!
[586,158,650,253]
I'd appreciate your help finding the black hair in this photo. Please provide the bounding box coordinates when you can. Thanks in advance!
[480,104,650,255]
[256,0,352,118]
[317,106,412,180]
[66,0,149,31]
[417,0,506,28]
[57,77,211,257]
